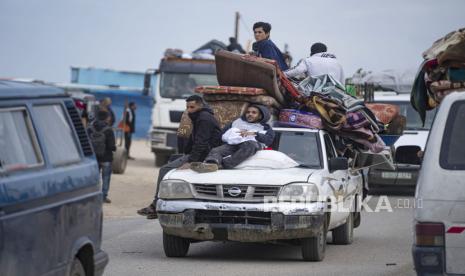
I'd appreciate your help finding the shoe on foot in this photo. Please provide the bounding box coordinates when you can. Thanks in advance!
[146,212,158,219]
[192,162,218,173]
[137,204,156,216]
[103,198,112,204]
[190,162,202,170]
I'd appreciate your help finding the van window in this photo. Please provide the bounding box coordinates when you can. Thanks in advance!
[0,108,43,172]
[440,101,465,170]
[33,104,81,166]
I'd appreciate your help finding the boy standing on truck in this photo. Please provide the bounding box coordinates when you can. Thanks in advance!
[137,95,222,219]
[88,110,116,203]
[252,21,289,71]
[191,104,275,173]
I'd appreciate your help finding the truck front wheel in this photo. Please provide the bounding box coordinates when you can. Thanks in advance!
[301,215,327,261]
[163,232,190,257]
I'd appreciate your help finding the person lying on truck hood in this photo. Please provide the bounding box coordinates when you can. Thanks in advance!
[137,95,222,219]
[284,42,345,84]
[191,104,275,173]
[252,21,289,71]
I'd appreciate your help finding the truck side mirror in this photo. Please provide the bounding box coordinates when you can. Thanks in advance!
[329,157,349,172]
[394,145,422,165]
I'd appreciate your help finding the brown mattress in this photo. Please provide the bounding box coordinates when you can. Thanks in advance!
[214,50,286,105]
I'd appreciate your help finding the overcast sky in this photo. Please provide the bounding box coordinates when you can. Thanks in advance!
[1,0,464,82]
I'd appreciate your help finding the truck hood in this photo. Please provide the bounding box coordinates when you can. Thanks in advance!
[165,167,316,185]
[394,130,429,150]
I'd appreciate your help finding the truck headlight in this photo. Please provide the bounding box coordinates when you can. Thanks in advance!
[278,183,319,202]
[151,131,166,144]
[158,179,193,199]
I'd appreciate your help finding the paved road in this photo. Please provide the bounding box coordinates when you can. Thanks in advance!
[102,196,416,276]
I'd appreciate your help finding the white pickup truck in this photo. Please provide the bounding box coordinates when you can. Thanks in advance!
[156,127,364,261]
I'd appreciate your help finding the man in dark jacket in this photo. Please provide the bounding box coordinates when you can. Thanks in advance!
[88,110,116,203]
[192,104,275,173]
[137,95,222,219]
[252,22,289,71]
[125,102,136,159]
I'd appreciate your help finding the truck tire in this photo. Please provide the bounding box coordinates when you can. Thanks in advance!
[332,212,354,245]
[163,232,190,257]
[354,194,361,228]
[69,257,86,276]
[301,215,327,261]
[112,147,128,174]
[155,153,170,167]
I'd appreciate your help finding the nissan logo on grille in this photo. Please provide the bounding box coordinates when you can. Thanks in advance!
[227,187,242,197]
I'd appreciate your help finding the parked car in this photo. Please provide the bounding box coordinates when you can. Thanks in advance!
[367,92,436,192]
[0,80,108,276]
[412,91,465,275]
[156,127,363,261]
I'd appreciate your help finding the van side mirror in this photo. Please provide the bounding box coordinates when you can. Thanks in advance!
[329,157,349,172]
[395,145,422,165]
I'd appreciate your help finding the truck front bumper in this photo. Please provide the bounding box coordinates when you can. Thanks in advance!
[157,199,326,242]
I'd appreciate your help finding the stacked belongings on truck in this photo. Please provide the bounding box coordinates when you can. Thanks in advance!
[177,50,284,139]
[411,28,465,124]
[283,74,387,154]
[178,50,397,162]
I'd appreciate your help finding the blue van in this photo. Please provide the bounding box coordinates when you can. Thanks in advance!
[0,81,108,275]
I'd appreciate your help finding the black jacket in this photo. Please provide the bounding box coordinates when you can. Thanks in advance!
[184,107,222,162]
[88,120,116,162]
[125,108,136,133]
[221,104,275,146]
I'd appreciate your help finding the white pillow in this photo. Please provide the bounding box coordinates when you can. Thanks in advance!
[235,150,299,170]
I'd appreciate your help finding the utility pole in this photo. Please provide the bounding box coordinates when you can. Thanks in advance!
[234,12,240,41]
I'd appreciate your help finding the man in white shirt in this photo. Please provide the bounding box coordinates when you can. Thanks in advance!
[284,42,345,84]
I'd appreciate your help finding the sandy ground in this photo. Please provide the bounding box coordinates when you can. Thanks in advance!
[103,140,159,218]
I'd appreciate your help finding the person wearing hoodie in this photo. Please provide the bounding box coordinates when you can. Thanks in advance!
[137,95,222,219]
[252,22,289,71]
[87,110,116,203]
[284,42,345,84]
[192,104,275,173]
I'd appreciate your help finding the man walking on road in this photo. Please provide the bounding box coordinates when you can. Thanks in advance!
[137,95,222,219]
[88,110,116,203]
[125,102,137,160]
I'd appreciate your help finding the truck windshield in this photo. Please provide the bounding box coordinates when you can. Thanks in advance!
[377,101,436,130]
[271,131,322,168]
[159,72,218,99]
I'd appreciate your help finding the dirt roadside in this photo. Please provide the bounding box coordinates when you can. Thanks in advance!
[103,140,159,218]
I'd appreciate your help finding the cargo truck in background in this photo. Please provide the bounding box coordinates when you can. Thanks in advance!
[149,57,218,166]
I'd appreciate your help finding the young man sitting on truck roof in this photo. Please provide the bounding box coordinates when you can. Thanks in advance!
[191,104,275,173]
[252,21,289,71]
[284,42,345,84]
[137,95,222,219]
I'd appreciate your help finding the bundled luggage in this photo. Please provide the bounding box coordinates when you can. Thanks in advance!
[411,28,465,123]
[180,50,394,154]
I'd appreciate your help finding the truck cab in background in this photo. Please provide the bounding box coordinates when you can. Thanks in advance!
[150,57,217,166]
[367,92,436,192]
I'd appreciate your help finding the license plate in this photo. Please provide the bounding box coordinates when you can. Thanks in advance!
[381,172,397,179]
[381,172,412,179]
[397,172,412,179]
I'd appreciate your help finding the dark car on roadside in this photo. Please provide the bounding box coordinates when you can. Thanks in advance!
[0,80,108,276]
